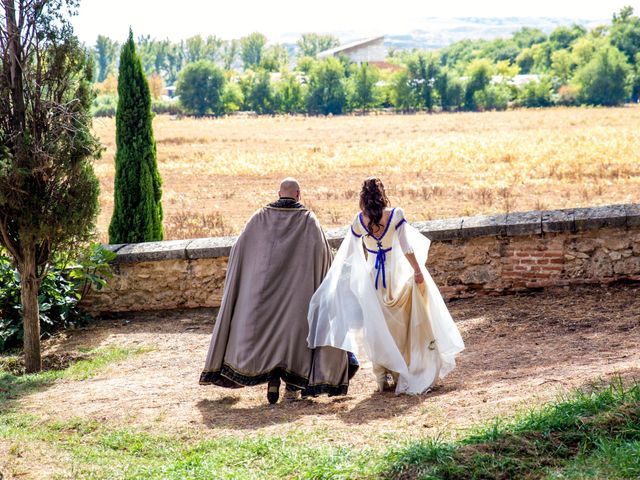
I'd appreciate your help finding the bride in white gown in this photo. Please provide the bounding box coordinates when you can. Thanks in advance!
[307,178,465,394]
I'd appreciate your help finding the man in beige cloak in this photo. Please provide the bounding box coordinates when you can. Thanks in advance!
[200,179,356,403]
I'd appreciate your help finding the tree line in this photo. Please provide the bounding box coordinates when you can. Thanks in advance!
[92,7,640,117]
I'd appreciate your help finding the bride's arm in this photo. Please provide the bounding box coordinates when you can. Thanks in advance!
[404,252,424,284]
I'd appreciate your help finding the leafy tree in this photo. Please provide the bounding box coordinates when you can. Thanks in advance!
[473,83,510,111]
[135,35,157,74]
[610,6,640,99]
[275,73,304,113]
[390,70,415,111]
[295,55,317,74]
[222,82,244,113]
[611,6,640,61]
[222,39,240,70]
[464,59,493,110]
[574,44,632,105]
[260,44,289,72]
[551,50,576,84]
[516,48,535,74]
[297,33,340,57]
[241,32,267,70]
[495,60,520,79]
[95,35,119,82]
[109,31,163,244]
[517,78,553,107]
[407,52,440,111]
[184,35,207,63]
[176,60,226,115]
[349,63,380,111]
[165,42,185,84]
[439,39,483,70]
[184,35,222,64]
[148,73,164,99]
[241,70,275,114]
[549,24,587,50]
[571,36,600,65]
[0,0,101,372]
[512,27,547,49]
[531,42,554,72]
[306,57,348,115]
[481,38,520,64]
[436,69,464,111]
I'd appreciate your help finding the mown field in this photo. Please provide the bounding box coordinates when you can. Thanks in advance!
[92,106,640,241]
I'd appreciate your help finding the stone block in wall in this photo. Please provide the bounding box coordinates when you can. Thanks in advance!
[542,209,575,233]
[325,227,349,249]
[626,204,640,228]
[574,205,627,231]
[460,265,499,285]
[613,256,640,275]
[418,217,463,241]
[459,213,507,238]
[572,238,600,253]
[506,211,542,236]
[116,240,191,263]
[588,250,614,278]
[602,237,630,251]
[104,244,127,253]
[186,237,235,259]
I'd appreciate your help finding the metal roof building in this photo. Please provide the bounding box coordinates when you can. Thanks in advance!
[316,36,386,63]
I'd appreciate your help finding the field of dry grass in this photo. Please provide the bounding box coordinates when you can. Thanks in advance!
[92,106,640,241]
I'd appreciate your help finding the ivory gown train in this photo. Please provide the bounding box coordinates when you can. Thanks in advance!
[307,207,465,394]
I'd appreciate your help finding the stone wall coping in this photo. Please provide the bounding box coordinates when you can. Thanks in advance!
[108,203,639,264]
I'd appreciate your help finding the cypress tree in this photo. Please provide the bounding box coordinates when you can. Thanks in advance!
[109,30,163,244]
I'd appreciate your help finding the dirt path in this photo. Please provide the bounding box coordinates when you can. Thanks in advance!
[14,284,640,446]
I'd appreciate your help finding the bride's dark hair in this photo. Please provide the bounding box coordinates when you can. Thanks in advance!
[360,177,389,234]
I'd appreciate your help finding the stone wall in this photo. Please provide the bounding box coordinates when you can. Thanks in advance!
[85,204,640,314]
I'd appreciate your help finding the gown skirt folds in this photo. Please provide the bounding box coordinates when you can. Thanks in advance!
[307,208,465,394]
[200,201,351,396]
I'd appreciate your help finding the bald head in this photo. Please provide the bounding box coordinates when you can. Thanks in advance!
[279,177,300,200]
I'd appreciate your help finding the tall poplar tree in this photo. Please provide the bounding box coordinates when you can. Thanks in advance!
[109,30,163,244]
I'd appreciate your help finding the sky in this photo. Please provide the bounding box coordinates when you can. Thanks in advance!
[72,0,635,43]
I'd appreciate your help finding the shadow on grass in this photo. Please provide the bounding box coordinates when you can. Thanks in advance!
[197,387,428,430]
[0,371,54,406]
[196,395,348,430]
[0,346,148,409]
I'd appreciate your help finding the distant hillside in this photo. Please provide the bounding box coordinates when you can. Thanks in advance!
[385,17,606,50]
[279,16,607,53]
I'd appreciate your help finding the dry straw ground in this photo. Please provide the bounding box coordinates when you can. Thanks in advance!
[4,284,639,477]
[92,106,640,240]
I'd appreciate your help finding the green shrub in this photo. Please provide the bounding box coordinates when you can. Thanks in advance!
[574,45,632,106]
[92,94,117,117]
[555,84,581,105]
[473,83,510,110]
[176,60,226,116]
[151,99,183,115]
[222,82,244,113]
[517,78,553,107]
[306,57,349,115]
[0,245,116,352]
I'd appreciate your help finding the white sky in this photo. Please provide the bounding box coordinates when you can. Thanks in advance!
[72,0,635,43]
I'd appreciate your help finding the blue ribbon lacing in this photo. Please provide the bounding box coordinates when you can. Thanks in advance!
[367,242,392,289]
